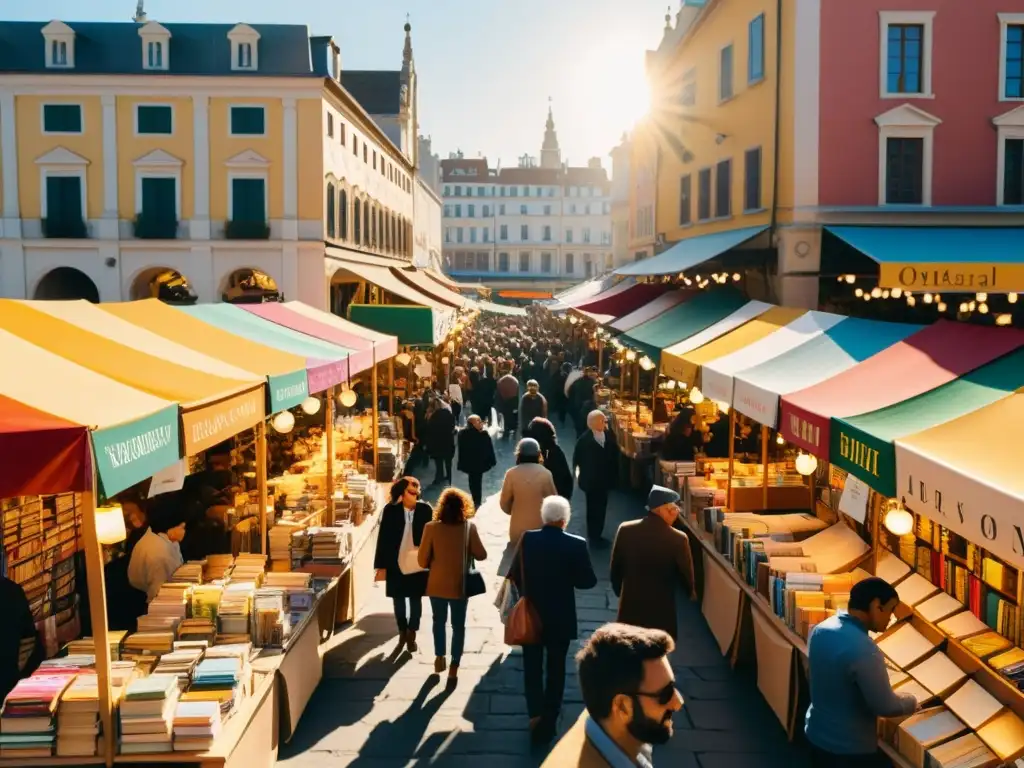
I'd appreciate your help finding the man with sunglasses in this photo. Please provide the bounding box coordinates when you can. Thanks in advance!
[543,623,683,767]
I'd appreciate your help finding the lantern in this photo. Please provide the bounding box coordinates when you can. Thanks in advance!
[272,410,296,433]
[338,388,358,408]
[95,505,127,545]
[795,452,818,476]
[300,396,321,416]
[689,387,705,405]
[884,504,914,536]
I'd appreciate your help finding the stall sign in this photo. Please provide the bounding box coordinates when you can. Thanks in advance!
[830,422,893,497]
[879,263,1023,293]
[93,404,180,497]
[306,360,348,395]
[269,370,309,412]
[181,388,265,455]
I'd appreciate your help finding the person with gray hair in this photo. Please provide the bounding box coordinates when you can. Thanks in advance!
[519,378,548,434]
[509,495,597,743]
[572,409,619,546]
[499,438,557,542]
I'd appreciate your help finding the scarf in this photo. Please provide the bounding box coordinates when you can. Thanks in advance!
[592,429,606,448]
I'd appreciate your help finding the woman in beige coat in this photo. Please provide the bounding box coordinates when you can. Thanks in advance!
[417,488,487,680]
[499,438,557,543]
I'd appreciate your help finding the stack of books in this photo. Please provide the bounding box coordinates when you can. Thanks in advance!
[172,700,221,752]
[187,658,244,718]
[65,631,128,661]
[191,585,223,624]
[123,631,175,661]
[177,618,217,645]
[0,673,74,758]
[252,590,287,647]
[269,521,301,563]
[310,526,353,562]
[204,554,234,582]
[55,673,99,757]
[153,648,204,691]
[119,674,179,754]
[218,582,254,640]
[171,562,204,584]
[229,554,266,583]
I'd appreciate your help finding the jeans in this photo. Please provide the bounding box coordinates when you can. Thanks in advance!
[430,597,468,664]
[810,746,891,768]
[434,457,453,483]
[523,639,571,720]
[500,401,517,440]
[467,472,484,509]
[392,595,422,633]
[585,489,609,541]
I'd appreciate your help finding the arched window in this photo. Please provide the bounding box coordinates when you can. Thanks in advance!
[378,210,384,249]
[391,216,397,254]
[385,212,392,252]
[339,189,348,241]
[353,198,361,244]
[370,207,377,248]
[400,218,406,255]
[326,183,336,238]
[364,203,370,248]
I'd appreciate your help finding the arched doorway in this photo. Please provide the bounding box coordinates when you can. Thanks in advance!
[33,267,100,302]
[222,268,282,304]
[130,267,198,305]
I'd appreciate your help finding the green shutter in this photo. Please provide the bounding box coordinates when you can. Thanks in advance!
[137,105,173,135]
[141,177,176,220]
[230,107,265,135]
[43,104,82,133]
[232,178,265,222]
[46,176,82,222]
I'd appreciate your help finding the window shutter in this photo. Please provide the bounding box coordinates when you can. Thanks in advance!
[231,107,265,135]
[48,176,82,222]
[43,104,82,133]
[232,178,265,222]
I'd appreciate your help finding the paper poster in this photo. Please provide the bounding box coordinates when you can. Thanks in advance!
[838,474,870,524]
[149,460,187,498]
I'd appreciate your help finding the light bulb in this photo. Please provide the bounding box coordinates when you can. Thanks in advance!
[844,274,856,284]
[977,293,988,302]
[937,302,947,312]
[639,355,655,371]
[776,433,785,445]
[689,387,705,405]
[272,410,296,434]
[795,453,818,476]
[863,293,872,301]
[395,352,412,366]
[891,288,902,298]
[997,314,1013,326]
[339,388,358,407]
[923,293,933,304]
[665,380,677,390]
[95,505,127,545]
[684,278,692,286]
[300,396,321,415]
[907,296,917,307]
[882,290,890,299]
[441,356,450,365]
[1010,293,1019,304]
[625,350,637,362]
[884,505,914,536]
[871,287,882,298]
[732,273,741,282]
[569,316,579,325]
[855,288,864,297]
[979,303,989,314]
[959,303,968,313]
[969,301,977,311]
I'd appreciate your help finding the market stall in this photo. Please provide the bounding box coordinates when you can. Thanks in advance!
[608,290,692,334]
[570,282,669,325]
[618,287,748,360]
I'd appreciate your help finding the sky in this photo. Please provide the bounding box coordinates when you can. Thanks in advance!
[6,0,673,170]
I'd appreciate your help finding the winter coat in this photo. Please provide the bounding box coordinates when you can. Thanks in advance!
[426,407,456,460]
[456,425,497,475]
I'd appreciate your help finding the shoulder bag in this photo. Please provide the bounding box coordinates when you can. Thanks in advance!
[463,522,486,598]
[504,538,543,646]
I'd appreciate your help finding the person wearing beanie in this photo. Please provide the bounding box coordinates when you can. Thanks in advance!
[609,485,695,640]
[499,438,557,542]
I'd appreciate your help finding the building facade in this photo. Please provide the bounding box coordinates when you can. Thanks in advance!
[0,16,436,309]
[440,107,612,296]
[609,132,632,270]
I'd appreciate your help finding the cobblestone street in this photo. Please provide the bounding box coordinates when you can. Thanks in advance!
[278,421,813,767]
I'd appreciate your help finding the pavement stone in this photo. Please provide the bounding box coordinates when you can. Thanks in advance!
[278,419,812,767]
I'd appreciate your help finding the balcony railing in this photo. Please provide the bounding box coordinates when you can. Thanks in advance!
[225,219,271,240]
[41,217,87,239]
[133,214,179,240]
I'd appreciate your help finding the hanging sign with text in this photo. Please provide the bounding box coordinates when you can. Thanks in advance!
[879,263,1024,293]
[181,388,265,456]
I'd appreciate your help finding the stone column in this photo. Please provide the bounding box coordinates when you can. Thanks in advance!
[282,97,298,240]
[98,94,119,239]
[192,95,210,240]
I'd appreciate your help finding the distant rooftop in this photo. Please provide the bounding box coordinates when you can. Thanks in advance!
[340,70,402,115]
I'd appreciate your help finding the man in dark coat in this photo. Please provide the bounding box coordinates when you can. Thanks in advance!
[572,409,618,545]
[508,496,597,743]
[457,415,497,509]
[518,379,548,434]
[568,370,598,435]
[610,485,696,640]
[427,401,456,485]
[496,367,521,442]
[0,576,43,704]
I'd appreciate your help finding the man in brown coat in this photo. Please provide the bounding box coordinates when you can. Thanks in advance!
[609,486,696,640]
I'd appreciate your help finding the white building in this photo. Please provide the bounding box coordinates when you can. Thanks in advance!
[440,107,611,296]
[609,132,632,271]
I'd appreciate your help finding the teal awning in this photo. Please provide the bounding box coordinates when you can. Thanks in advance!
[619,288,748,360]
[348,304,452,347]
[614,226,768,277]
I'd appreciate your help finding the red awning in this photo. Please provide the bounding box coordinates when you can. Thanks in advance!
[574,283,671,319]
[780,320,1024,456]
[0,395,91,497]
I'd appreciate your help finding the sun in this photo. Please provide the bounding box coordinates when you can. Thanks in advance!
[573,44,652,151]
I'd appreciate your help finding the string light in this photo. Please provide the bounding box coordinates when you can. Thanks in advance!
[844,274,856,284]
[871,287,882,298]
[969,301,977,311]
[689,387,705,405]
[923,293,934,304]
[863,293,872,301]
[959,302,969,313]
[882,290,891,299]
[891,288,903,298]
[997,314,1013,326]
[776,433,785,445]
[1010,293,1019,304]
[732,273,741,282]
[937,302,947,312]
[883,502,914,536]
[979,303,990,314]
[855,288,864,297]
[976,292,988,302]
[907,296,917,307]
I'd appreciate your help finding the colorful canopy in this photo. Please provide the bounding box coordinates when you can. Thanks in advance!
[573,279,641,311]
[614,226,768,276]
[552,274,619,309]
[475,299,528,317]
[662,305,803,386]
[779,321,1024,457]
[732,318,921,427]
[177,304,352,394]
[328,254,458,313]
[659,301,774,380]
[0,300,261,457]
[833,349,1024,497]
[574,283,669,324]
[0,326,179,497]
[700,311,845,406]
[349,304,452,346]
[895,392,1024,570]
[610,290,691,333]
[394,266,475,310]
[620,288,748,360]
[103,299,311,414]
[284,301,398,354]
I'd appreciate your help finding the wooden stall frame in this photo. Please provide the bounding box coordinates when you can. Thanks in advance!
[371,350,379,478]
[256,421,268,556]
[325,386,336,524]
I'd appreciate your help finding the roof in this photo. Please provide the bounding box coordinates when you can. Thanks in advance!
[0,20,315,76]
[341,70,402,114]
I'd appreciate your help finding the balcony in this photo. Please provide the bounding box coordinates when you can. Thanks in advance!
[225,219,271,240]
[133,213,179,240]
[41,216,87,239]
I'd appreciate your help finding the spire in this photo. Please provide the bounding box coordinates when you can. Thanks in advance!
[540,97,561,170]
[664,5,672,31]
[133,0,147,22]
[402,14,414,77]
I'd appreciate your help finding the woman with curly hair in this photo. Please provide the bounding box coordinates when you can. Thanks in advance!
[417,488,487,680]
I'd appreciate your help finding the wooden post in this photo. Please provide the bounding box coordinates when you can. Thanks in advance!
[726,409,737,510]
[256,420,268,555]
[325,386,336,525]
[619,355,626,400]
[652,363,659,414]
[371,350,379,480]
[597,340,603,376]
[80,475,114,768]
[634,361,641,418]
[761,424,770,510]
[388,354,395,413]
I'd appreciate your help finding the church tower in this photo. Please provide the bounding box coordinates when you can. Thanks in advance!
[540,100,561,170]
[400,19,418,168]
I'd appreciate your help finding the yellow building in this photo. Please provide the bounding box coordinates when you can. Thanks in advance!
[0,16,429,308]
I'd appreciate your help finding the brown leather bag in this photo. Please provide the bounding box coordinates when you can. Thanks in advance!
[504,537,543,646]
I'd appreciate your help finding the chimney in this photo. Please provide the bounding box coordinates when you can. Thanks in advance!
[588,157,602,169]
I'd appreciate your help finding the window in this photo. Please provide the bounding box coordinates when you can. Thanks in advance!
[720,45,734,101]
[519,252,530,271]
[327,113,334,138]
[444,227,451,243]
[500,186,506,196]
[748,15,765,83]
[520,224,529,240]
[237,42,253,69]
[566,228,573,243]
[483,227,490,243]
[543,225,551,241]
[326,184,336,237]
[372,151,377,170]
[584,256,593,279]
[466,204,475,217]
[230,106,265,136]
[43,104,82,134]
[470,228,477,243]
[570,204,577,214]
[353,136,358,156]
[565,253,574,273]
[476,252,489,271]
[679,175,692,225]
[456,228,464,243]
[500,224,508,240]
[454,186,462,196]
[466,187,473,197]
[698,168,712,220]
[498,252,510,271]
[43,22,75,69]
[715,160,732,217]
[520,204,527,215]
[230,176,266,223]
[51,40,68,66]
[363,145,368,163]
[339,189,348,240]
[583,227,591,243]
[477,186,485,196]
[483,205,490,217]
[354,199,362,243]
[136,105,172,135]
[499,204,506,215]
[444,185,450,196]
[744,148,762,211]
[510,186,518,197]
[146,41,164,69]
[541,252,552,273]
[880,12,934,97]
[44,175,84,231]
[885,137,924,204]
[543,204,551,215]
[1002,16,1024,100]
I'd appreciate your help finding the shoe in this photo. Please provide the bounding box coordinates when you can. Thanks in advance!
[434,656,447,674]
[392,634,407,655]
[405,630,417,652]
[448,662,459,681]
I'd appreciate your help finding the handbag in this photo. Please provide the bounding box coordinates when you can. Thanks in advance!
[463,522,486,598]
[504,538,543,646]
[493,578,519,625]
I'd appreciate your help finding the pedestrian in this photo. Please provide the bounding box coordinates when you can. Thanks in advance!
[542,623,683,768]
[518,379,548,434]
[508,496,597,744]
[417,487,487,681]
[805,577,918,768]
[373,477,431,653]
[609,485,696,640]
[568,368,598,435]
[523,417,574,500]
[496,365,521,441]
[456,414,497,509]
[572,410,618,546]
[499,438,557,543]
[426,397,456,486]
[0,575,43,703]
[448,372,464,425]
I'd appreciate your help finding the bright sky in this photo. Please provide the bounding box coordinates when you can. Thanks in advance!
[6,0,672,169]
